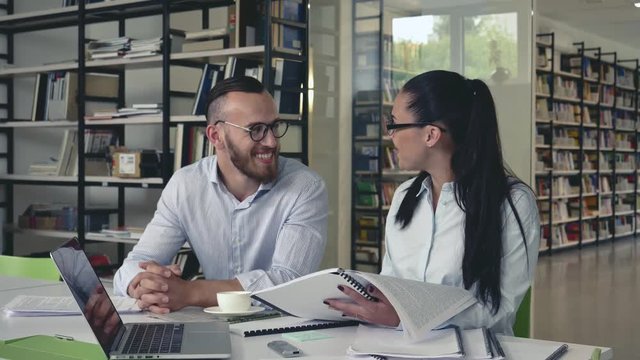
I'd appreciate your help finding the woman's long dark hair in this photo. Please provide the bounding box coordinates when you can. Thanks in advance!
[394,70,527,315]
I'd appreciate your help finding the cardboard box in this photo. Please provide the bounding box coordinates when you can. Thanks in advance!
[112,151,141,178]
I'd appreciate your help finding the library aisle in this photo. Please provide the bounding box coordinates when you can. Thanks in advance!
[534,237,640,359]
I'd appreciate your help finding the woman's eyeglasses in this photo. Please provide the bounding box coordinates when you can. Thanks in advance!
[215,119,289,142]
[384,114,447,136]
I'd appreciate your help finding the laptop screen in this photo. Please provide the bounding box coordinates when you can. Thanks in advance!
[50,237,125,355]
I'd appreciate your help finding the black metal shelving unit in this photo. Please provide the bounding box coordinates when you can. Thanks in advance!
[350,0,419,271]
[535,32,639,254]
[0,0,309,262]
[351,0,385,272]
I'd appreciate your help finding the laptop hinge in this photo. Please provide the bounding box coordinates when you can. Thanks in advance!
[110,324,128,353]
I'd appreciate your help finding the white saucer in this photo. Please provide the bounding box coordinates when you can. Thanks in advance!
[203,306,265,316]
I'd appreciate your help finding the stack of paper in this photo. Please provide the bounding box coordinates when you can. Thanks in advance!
[348,325,501,360]
[3,295,141,316]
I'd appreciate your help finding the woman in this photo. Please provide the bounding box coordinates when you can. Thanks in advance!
[327,70,539,335]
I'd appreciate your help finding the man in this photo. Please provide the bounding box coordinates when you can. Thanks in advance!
[113,76,328,314]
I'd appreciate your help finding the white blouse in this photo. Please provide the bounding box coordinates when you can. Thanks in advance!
[381,176,540,335]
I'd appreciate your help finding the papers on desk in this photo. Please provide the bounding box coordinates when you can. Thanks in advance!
[3,295,141,316]
[347,325,503,359]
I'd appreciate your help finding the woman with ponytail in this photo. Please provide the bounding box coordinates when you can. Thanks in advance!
[327,70,539,334]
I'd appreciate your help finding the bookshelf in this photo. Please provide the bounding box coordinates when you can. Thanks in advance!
[0,0,310,261]
[351,0,419,272]
[535,33,639,253]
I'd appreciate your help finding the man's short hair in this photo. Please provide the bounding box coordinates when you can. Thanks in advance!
[206,76,266,124]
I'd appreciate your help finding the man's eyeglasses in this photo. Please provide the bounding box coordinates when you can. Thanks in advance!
[215,119,289,142]
[384,113,447,136]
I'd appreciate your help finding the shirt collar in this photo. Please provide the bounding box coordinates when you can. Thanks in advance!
[416,175,454,197]
[209,155,278,192]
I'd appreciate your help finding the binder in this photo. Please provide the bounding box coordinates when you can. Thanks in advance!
[0,335,104,360]
[230,316,358,338]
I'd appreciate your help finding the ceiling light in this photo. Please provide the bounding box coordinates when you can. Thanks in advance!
[635,2,640,7]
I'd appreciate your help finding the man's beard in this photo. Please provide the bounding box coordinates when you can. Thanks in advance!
[225,134,279,183]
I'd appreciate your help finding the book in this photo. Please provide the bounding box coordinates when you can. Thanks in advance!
[229,315,358,338]
[251,268,476,341]
[192,63,224,115]
[347,325,494,360]
[182,38,226,52]
[348,325,464,359]
[272,0,305,22]
[3,295,141,316]
[184,28,228,40]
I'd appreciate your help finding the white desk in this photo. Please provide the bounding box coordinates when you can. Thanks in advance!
[0,277,613,360]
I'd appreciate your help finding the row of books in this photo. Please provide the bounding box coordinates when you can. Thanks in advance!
[354,112,381,138]
[31,71,118,122]
[354,180,400,207]
[536,174,638,198]
[173,124,214,172]
[17,204,111,232]
[27,121,217,178]
[541,222,603,246]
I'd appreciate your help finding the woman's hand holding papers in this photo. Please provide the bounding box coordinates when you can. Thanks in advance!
[325,285,400,327]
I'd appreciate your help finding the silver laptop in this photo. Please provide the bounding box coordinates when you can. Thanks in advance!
[50,237,232,359]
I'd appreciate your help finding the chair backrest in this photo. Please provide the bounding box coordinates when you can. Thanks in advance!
[0,255,60,281]
[513,287,532,338]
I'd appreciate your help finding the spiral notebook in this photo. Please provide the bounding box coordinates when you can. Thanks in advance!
[229,316,358,337]
[251,268,476,341]
[251,268,375,321]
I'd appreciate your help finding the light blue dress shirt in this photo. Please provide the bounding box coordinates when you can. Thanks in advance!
[381,176,540,335]
[113,156,328,296]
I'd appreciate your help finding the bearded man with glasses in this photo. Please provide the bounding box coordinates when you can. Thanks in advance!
[114,76,328,314]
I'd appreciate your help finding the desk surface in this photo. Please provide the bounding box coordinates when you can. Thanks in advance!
[0,277,613,360]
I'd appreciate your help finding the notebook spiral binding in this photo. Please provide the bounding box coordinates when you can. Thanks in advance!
[338,271,375,301]
[243,320,359,337]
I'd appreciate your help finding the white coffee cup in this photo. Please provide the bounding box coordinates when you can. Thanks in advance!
[217,291,251,312]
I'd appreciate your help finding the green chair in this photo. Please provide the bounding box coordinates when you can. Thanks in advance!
[0,255,60,281]
[513,287,532,338]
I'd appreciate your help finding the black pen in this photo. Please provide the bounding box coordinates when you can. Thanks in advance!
[487,329,505,358]
[545,343,569,360]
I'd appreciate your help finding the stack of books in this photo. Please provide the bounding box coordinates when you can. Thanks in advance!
[125,37,163,58]
[28,162,58,176]
[85,104,162,121]
[87,37,130,60]
[182,28,228,53]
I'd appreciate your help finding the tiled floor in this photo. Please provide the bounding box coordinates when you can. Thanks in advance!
[534,237,640,359]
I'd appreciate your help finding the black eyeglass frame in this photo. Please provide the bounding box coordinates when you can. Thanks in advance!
[384,121,447,136]
[214,119,289,142]
[384,113,447,136]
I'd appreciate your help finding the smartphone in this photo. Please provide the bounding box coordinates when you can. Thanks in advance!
[267,340,302,358]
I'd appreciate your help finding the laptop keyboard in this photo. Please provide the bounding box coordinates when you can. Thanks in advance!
[122,323,184,354]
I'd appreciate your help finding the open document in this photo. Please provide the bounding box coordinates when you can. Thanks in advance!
[3,295,141,316]
[348,325,496,359]
[251,268,476,340]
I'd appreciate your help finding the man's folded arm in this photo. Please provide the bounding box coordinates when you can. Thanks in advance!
[113,177,187,296]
